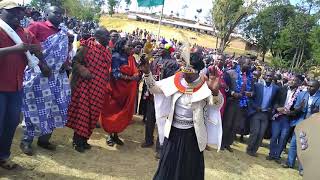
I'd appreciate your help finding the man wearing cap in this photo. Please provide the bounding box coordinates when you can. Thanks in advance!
[0,0,42,170]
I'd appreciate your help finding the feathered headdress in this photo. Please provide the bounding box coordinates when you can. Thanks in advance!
[178,31,198,74]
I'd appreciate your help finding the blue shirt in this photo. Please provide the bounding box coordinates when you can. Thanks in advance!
[261,84,273,111]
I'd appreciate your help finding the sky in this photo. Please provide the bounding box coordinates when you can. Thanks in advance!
[14,0,301,22]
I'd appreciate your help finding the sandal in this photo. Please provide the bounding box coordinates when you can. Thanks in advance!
[0,159,18,170]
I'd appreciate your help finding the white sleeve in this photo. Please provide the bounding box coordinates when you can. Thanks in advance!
[143,72,163,94]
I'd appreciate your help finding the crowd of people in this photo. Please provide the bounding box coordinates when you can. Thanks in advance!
[1,1,319,179]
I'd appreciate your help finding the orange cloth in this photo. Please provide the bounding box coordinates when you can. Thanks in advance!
[99,55,138,133]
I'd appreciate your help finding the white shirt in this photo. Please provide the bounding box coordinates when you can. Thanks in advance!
[285,88,295,107]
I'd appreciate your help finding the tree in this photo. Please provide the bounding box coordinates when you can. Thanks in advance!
[107,0,118,16]
[212,0,256,52]
[309,26,320,65]
[245,4,295,61]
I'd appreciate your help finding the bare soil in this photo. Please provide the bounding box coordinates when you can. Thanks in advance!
[0,116,301,180]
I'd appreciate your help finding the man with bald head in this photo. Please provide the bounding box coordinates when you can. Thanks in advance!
[20,6,71,156]
[66,27,112,153]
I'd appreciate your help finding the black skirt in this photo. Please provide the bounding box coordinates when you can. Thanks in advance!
[153,126,204,180]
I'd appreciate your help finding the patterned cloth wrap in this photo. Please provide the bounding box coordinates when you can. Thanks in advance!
[67,38,112,139]
[22,25,71,137]
[235,65,253,107]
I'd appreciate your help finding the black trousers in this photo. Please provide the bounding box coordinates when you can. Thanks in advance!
[222,99,247,147]
[145,99,156,144]
[144,99,161,151]
[247,112,269,153]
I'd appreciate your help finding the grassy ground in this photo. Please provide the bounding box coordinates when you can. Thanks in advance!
[0,116,301,180]
[99,15,257,57]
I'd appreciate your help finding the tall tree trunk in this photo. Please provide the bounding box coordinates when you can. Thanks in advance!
[215,36,219,49]
[297,47,305,68]
[290,48,298,72]
[262,51,266,62]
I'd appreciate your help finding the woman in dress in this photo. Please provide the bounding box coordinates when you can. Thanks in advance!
[99,38,140,146]
[139,50,224,180]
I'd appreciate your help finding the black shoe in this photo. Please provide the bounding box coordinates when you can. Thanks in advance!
[225,146,233,152]
[37,141,56,151]
[84,142,92,150]
[275,159,282,164]
[141,142,154,148]
[72,142,85,153]
[266,156,275,161]
[113,135,124,146]
[240,136,245,143]
[20,143,33,156]
[246,151,258,157]
[106,136,115,147]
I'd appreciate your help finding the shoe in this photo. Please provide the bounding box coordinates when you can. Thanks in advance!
[299,170,304,176]
[155,152,160,159]
[37,141,56,151]
[282,164,291,168]
[141,142,154,148]
[106,136,115,147]
[275,159,282,164]
[84,142,92,150]
[113,135,124,146]
[225,146,233,152]
[72,142,85,153]
[266,156,274,161]
[240,136,245,143]
[20,143,33,156]
[220,146,225,151]
[246,151,258,157]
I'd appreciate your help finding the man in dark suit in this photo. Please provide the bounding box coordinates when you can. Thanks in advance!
[246,71,279,156]
[284,80,320,176]
[267,75,302,162]
[221,57,254,152]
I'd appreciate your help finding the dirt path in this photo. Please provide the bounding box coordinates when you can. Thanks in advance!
[0,116,301,180]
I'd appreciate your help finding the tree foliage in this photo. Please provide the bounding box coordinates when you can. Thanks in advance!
[29,0,103,21]
[212,0,255,51]
[107,0,118,16]
[245,4,295,61]
[245,1,320,71]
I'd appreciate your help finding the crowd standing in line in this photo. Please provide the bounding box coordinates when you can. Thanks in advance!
[0,1,319,179]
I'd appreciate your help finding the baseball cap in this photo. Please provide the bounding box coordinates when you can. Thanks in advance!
[0,0,24,10]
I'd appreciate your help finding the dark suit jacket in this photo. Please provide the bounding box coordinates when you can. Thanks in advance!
[274,86,289,109]
[248,83,279,116]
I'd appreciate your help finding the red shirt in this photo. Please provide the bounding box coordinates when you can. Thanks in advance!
[27,21,59,42]
[0,27,38,92]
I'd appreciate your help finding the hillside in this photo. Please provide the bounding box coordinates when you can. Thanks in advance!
[100,15,257,57]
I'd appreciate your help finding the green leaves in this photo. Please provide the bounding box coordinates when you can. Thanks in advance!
[212,0,251,51]
[61,0,103,21]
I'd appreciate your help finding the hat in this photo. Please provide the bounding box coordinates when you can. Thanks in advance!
[0,0,23,10]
